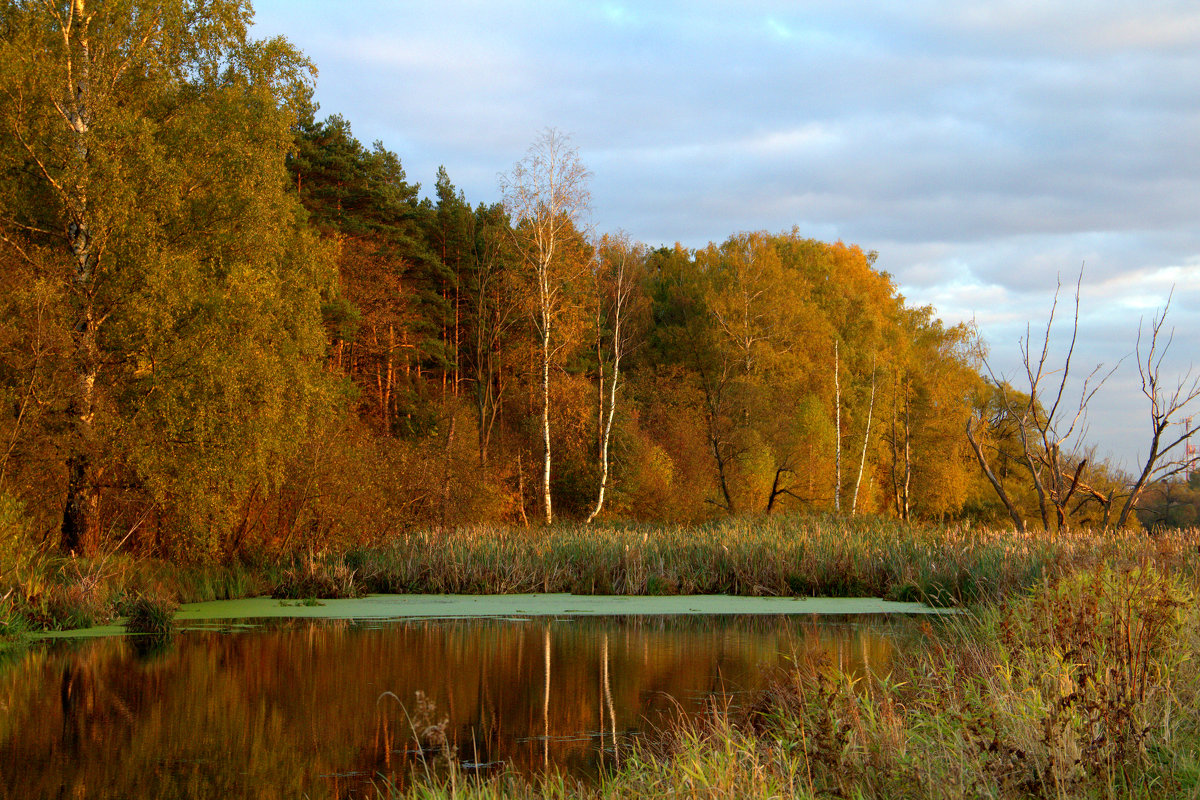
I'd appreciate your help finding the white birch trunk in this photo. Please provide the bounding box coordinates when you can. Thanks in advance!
[834,340,841,513]
[587,252,627,524]
[851,357,877,514]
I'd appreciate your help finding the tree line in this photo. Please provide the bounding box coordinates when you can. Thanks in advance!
[1,0,1196,563]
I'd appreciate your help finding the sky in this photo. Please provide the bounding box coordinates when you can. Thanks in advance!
[251,0,1200,472]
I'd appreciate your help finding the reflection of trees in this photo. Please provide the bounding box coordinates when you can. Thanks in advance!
[0,616,899,797]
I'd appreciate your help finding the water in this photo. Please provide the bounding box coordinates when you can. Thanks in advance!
[0,608,918,798]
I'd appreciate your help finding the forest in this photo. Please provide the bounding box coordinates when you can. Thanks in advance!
[0,0,1197,570]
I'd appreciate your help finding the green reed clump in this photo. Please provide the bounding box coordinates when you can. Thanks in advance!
[123,592,179,636]
[165,561,276,603]
[20,555,125,630]
[0,597,27,641]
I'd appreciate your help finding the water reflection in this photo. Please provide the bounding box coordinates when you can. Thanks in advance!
[0,614,909,798]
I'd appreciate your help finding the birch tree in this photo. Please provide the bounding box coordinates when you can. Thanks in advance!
[851,356,876,514]
[499,129,591,524]
[0,0,332,556]
[587,233,642,523]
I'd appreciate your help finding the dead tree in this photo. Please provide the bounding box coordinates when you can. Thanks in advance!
[1115,295,1200,528]
[967,270,1115,530]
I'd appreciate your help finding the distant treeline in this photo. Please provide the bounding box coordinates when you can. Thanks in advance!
[0,0,1183,563]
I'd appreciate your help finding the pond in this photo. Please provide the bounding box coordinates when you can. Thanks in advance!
[0,595,944,798]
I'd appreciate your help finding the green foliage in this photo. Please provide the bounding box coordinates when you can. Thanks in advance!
[0,0,1153,566]
[0,492,37,585]
[0,0,339,559]
[639,230,983,519]
[1137,474,1200,530]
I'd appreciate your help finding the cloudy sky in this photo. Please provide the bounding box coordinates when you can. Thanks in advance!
[252,1,1200,471]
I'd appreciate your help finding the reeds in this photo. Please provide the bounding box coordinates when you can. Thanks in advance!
[350,516,1200,608]
[122,591,179,636]
[3,514,1199,635]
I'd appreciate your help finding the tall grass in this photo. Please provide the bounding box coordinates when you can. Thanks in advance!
[3,514,1198,632]
[351,515,1200,607]
[1,553,278,633]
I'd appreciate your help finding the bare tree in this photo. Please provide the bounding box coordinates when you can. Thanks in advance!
[966,270,1116,531]
[499,129,591,525]
[1115,295,1200,527]
[587,234,641,524]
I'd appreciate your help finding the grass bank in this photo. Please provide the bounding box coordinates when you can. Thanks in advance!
[3,514,1199,633]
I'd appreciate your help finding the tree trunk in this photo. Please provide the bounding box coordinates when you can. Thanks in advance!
[833,340,841,513]
[540,312,553,525]
[588,271,625,524]
[901,380,911,520]
[60,1,102,555]
[587,350,619,524]
[851,357,877,514]
[1116,421,1165,529]
[966,418,1026,532]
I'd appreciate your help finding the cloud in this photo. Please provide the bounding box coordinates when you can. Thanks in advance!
[250,0,1200,465]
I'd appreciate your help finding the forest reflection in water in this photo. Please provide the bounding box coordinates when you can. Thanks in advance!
[0,613,911,798]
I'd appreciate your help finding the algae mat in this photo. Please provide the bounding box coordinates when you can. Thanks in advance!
[31,594,953,639]
[176,593,950,620]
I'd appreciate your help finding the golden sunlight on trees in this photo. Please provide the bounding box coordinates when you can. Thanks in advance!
[0,0,333,557]
[500,129,592,525]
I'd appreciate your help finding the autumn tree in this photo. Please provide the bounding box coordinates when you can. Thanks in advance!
[885,309,980,521]
[0,0,335,556]
[290,113,451,435]
[499,129,591,524]
[641,232,916,517]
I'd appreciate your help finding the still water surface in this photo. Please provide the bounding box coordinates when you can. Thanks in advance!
[0,607,917,798]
